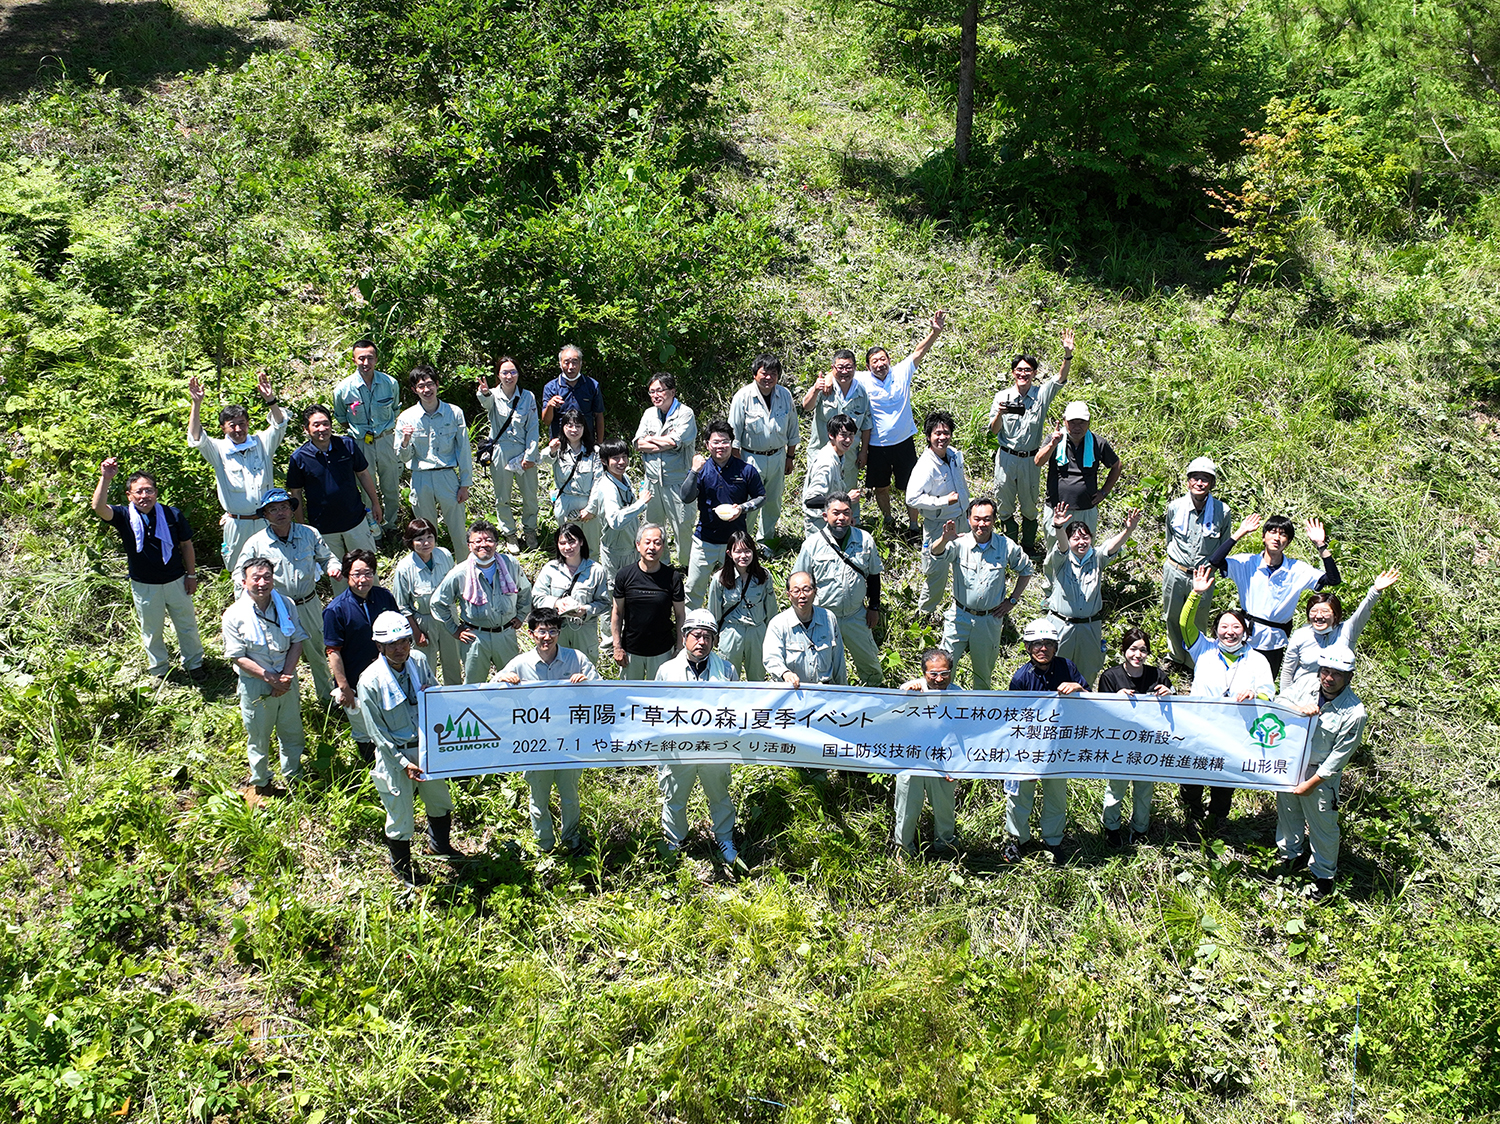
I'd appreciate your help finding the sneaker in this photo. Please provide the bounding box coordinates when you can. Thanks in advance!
[1000,840,1023,865]
[1312,877,1336,900]
[186,665,209,683]
[505,537,521,555]
[1105,827,1123,848]
[1042,841,1068,865]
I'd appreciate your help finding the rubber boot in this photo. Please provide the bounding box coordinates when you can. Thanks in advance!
[425,814,462,857]
[385,838,417,886]
[1001,517,1020,545]
[355,741,375,765]
[1020,518,1040,558]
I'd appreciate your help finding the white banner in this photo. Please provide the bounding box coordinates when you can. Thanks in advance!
[417,682,1312,790]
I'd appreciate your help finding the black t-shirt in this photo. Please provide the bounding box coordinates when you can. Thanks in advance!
[286,437,369,534]
[1045,433,1119,511]
[613,563,684,657]
[107,504,191,584]
[1096,664,1172,694]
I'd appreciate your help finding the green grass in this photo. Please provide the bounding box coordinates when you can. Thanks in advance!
[1,0,1500,1119]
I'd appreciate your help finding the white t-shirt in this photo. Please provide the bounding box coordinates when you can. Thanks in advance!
[857,356,917,446]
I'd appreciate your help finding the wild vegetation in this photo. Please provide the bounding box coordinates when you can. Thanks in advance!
[1,0,1498,1119]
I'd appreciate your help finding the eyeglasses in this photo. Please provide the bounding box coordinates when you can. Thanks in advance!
[532,627,560,637]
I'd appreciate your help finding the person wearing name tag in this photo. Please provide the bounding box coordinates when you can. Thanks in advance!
[429,521,532,684]
[391,518,462,687]
[223,556,307,797]
[532,523,612,666]
[1206,512,1340,679]
[332,339,402,539]
[359,610,459,887]
[1178,565,1276,836]
[706,530,778,682]
[476,355,540,554]
[540,409,600,555]
[793,492,885,687]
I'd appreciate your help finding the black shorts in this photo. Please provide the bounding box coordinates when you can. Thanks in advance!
[866,438,918,490]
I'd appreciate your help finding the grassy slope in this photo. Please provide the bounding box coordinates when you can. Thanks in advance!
[1,0,1499,1121]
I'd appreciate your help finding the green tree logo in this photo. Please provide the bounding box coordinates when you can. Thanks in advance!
[1250,714,1286,748]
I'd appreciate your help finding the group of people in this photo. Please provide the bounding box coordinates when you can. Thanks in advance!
[89,323,1393,895]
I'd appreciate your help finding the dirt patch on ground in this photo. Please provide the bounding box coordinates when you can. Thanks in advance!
[0,0,275,98]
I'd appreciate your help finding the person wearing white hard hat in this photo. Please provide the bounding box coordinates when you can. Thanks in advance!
[654,609,746,872]
[988,328,1074,558]
[241,486,340,700]
[894,649,960,857]
[1001,618,1088,864]
[1161,456,1234,667]
[358,609,456,886]
[222,556,307,797]
[1273,644,1366,899]
[1178,565,1275,835]
[1034,400,1120,538]
[495,606,599,854]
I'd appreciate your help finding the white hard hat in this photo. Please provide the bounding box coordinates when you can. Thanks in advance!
[1185,456,1218,479]
[1063,400,1091,422]
[682,608,719,636]
[372,610,413,643]
[1022,618,1061,643]
[1317,645,1356,673]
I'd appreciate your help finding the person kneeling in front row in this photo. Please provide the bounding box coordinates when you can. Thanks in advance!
[358,610,460,886]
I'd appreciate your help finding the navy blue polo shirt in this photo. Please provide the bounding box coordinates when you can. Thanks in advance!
[107,504,192,585]
[680,455,765,546]
[323,586,400,682]
[286,437,369,534]
[1008,657,1089,692]
[541,374,605,439]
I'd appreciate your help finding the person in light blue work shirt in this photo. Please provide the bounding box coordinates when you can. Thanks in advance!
[476,355,540,553]
[332,339,402,537]
[927,496,1033,690]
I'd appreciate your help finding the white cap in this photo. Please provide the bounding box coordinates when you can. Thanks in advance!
[1063,400,1091,422]
[372,610,413,643]
[1317,645,1356,672]
[1186,456,1218,479]
[1022,618,1061,643]
[682,608,719,636]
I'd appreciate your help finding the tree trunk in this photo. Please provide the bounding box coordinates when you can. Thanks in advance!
[955,0,979,168]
